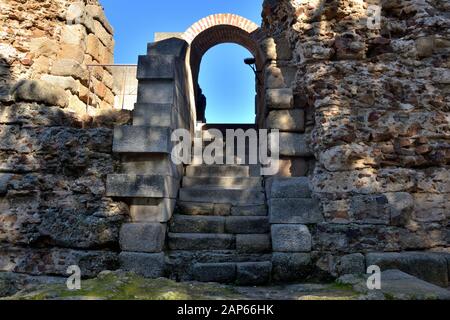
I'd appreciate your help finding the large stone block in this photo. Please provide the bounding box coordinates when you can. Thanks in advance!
[225,216,270,234]
[193,263,236,283]
[85,4,114,34]
[119,252,165,278]
[113,126,172,154]
[268,177,311,199]
[335,253,366,276]
[51,59,88,82]
[133,104,174,127]
[147,38,188,57]
[236,262,272,285]
[350,194,390,225]
[271,224,312,252]
[136,80,174,104]
[412,193,447,223]
[269,198,323,224]
[10,80,68,108]
[231,205,267,216]
[137,55,177,80]
[385,192,414,226]
[267,109,305,132]
[366,252,449,287]
[119,223,166,253]
[236,234,271,253]
[40,75,79,94]
[269,132,312,157]
[272,253,312,282]
[129,198,176,223]
[170,215,226,233]
[168,233,235,250]
[266,88,294,109]
[121,154,181,177]
[106,174,178,198]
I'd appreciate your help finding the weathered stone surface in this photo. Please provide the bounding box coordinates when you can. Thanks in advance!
[342,270,450,300]
[412,193,447,223]
[0,174,13,195]
[272,253,312,282]
[133,104,173,127]
[170,215,225,234]
[179,188,265,206]
[121,154,181,177]
[266,88,294,109]
[168,233,235,251]
[129,198,175,223]
[335,253,366,276]
[186,165,249,177]
[268,177,311,199]
[113,126,172,154]
[236,234,271,254]
[119,252,165,278]
[271,225,312,252]
[106,174,178,198]
[267,109,305,132]
[137,55,177,79]
[119,223,167,253]
[385,192,414,226]
[378,270,450,300]
[51,59,88,82]
[0,272,64,298]
[269,198,323,224]
[349,194,390,225]
[137,80,174,104]
[270,132,312,157]
[225,216,270,234]
[0,246,119,277]
[10,80,68,108]
[231,205,267,216]
[366,252,449,287]
[40,75,79,94]
[193,263,236,283]
[236,262,272,285]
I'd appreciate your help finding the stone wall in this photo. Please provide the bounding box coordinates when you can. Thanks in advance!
[262,0,449,278]
[0,0,115,115]
[0,0,132,279]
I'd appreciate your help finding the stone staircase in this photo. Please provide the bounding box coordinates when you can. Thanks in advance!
[166,128,273,285]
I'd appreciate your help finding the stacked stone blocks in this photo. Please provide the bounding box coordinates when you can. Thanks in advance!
[1,0,116,115]
[107,38,194,277]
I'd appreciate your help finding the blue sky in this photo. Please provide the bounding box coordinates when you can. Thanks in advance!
[100,0,262,123]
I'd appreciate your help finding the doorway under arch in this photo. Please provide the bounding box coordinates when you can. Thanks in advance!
[182,14,265,127]
[199,43,256,124]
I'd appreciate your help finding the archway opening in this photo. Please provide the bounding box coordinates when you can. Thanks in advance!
[184,14,264,127]
[198,43,256,124]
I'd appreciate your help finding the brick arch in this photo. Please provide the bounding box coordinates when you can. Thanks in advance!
[183,14,263,123]
[183,14,260,45]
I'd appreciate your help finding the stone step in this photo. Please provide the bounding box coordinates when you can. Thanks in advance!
[167,250,272,264]
[175,202,267,216]
[192,261,272,285]
[185,165,250,177]
[225,216,270,234]
[179,187,265,205]
[182,176,262,188]
[168,233,235,250]
[169,215,270,235]
[169,215,225,233]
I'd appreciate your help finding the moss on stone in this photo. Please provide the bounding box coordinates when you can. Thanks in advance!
[4,272,240,300]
